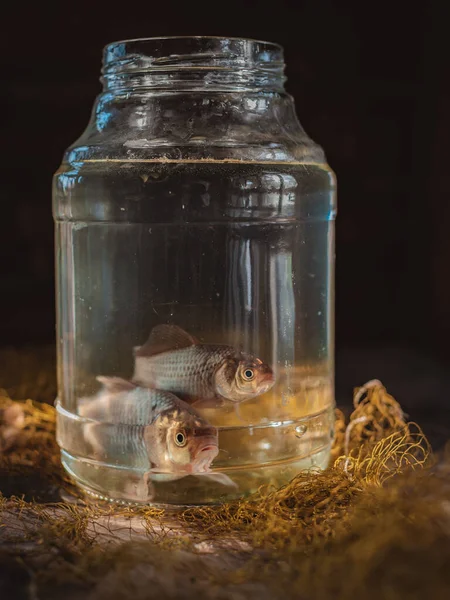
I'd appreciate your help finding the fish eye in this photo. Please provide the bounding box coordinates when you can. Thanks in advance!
[175,431,187,447]
[243,368,255,381]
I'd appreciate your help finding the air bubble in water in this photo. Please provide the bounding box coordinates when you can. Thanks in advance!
[295,424,307,438]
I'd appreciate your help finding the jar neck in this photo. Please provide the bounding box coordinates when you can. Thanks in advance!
[101,37,286,94]
[65,38,325,164]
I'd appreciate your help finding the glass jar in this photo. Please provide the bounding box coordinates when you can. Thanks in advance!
[53,37,337,505]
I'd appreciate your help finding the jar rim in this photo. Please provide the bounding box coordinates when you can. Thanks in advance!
[103,36,283,53]
[102,36,285,92]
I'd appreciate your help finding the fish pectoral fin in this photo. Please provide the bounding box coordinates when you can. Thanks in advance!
[195,472,238,489]
[96,376,137,393]
[147,469,186,483]
[134,324,199,357]
[147,470,238,489]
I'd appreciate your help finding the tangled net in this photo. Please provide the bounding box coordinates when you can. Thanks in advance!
[0,375,445,600]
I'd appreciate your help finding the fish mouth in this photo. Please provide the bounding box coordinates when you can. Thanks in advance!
[197,441,219,457]
[200,444,217,454]
[192,441,219,472]
[259,374,275,393]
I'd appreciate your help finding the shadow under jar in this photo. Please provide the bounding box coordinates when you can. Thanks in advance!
[53,37,337,505]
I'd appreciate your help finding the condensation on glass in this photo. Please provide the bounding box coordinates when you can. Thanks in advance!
[53,37,337,505]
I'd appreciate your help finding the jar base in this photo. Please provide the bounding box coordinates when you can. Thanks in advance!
[60,444,332,506]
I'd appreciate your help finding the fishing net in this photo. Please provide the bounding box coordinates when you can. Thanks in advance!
[0,350,447,600]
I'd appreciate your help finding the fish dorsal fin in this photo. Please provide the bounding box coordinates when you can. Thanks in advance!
[134,324,198,358]
[96,376,137,393]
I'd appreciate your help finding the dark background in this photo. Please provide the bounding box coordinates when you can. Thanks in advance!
[1,1,449,438]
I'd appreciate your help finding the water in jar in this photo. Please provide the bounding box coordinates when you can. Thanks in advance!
[54,159,336,505]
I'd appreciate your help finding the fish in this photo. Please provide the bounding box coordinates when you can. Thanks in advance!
[79,376,236,500]
[132,324,275,406]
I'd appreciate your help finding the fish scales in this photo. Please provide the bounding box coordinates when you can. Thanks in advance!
[99,423,149,469]
[79,387,188,468]
[134,345,236,398]
[83,387,181,425]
